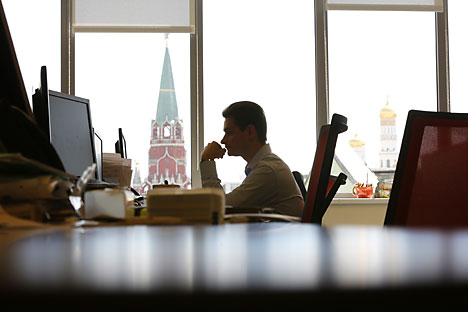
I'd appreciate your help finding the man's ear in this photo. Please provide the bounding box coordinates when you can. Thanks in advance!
[246,124,258,140]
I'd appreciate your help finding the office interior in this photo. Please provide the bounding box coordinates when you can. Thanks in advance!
[2,0,468,307]
[6,0,463,225]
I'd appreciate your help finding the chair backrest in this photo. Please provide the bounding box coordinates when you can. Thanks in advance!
[302,113,348,224]
[292,171,307,200]
[385,110,468,228]
[293,172,345,206]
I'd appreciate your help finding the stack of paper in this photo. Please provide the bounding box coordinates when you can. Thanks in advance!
[103,153,132,187]
[0,153,77,223]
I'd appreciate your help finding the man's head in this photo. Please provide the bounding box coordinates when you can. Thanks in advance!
[220,101,267,160]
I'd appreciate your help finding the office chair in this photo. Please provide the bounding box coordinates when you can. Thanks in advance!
[225,113,348,224]
[384,110,468,228]
[301,113,348,224]
[293,171,346,214]
[292,171,307,199]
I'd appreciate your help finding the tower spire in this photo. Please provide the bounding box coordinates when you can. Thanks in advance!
[155,35,179,124]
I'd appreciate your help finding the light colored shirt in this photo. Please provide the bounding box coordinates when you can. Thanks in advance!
[200,144,304,217]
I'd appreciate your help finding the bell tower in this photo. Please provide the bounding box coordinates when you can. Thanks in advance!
[378,96,398,169]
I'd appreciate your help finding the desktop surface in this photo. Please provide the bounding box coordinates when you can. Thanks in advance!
[1,223,467,309]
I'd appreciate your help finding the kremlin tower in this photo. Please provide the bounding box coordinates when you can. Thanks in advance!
[378,96,398,170]
[147,36,190,188]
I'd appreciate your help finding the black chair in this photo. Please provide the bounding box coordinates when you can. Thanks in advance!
[301,113,348,224]
[384,110,468,228]
[225,113,348,224]
[292,170,307,200]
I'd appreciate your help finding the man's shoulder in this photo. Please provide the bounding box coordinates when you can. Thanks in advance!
[257,152,289,170]
[262,152,284,162]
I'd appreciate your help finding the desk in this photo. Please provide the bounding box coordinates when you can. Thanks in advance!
[1,223,468,309]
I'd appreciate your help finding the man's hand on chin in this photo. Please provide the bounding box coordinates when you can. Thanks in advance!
[201,141,226,161]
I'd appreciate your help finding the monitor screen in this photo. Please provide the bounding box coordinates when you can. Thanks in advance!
[48,90,96,177]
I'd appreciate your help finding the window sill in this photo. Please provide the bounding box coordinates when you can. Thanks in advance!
[331,197,389,206]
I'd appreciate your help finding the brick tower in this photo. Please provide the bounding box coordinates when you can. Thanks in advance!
[147,39,189,188]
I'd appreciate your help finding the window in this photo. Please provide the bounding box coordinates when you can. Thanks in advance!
[163,124,171,138]
[8,1,459,200]
[447,0,468,113]
[203,0,316,188]
[72,0,195,191]
[2,0,60,102]
[324,4,439,192]
[75,33,191,190]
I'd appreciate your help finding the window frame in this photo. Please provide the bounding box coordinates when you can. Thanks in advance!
[60,0,450,190]
[314,0,450,135]
[61,0,204,187]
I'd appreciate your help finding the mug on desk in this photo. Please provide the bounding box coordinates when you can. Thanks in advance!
[352,183,374,198]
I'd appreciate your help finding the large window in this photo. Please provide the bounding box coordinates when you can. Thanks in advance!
[203,0,316,189]
[72,0,194,192]
[75,33,191,190]
[327,10,437,190]
[5,0,461,199]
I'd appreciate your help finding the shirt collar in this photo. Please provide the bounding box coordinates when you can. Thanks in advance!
[245,144,271,172]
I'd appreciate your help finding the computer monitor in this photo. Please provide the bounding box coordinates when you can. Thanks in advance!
[47,91,97,177]
[32,65,99,178]
[115,128,127,158]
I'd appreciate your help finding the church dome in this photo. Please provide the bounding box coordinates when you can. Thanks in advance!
[349,133,365,147]
[380,97,396,119]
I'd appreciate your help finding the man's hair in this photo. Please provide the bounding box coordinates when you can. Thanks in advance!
[222,101,267,143]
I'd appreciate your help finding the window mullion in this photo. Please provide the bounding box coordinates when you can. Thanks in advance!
[190,0,203,188]
[315,0,329,141]
[436,0,450,112]
[61,0,74,95]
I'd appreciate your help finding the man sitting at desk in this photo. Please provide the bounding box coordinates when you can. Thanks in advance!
[200,101,304,217]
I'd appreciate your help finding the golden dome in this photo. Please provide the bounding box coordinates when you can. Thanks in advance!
[349,133,365,148]
[380,97,396,119]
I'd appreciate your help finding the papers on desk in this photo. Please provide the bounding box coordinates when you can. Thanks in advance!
[0,204,47,229]
[0,175,73,200]
[103,153,132,188]
[0,153,77,224]
[0,153,74,201]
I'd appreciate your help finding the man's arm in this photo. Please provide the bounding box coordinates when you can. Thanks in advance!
[200,141,226,190]
[200,159,223,189]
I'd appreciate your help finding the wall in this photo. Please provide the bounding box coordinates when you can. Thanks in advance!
[323,198,388,227]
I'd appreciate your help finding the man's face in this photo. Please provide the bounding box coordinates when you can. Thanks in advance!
[221,117,249,157]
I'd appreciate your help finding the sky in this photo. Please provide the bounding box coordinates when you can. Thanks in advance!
[3,0,468,187]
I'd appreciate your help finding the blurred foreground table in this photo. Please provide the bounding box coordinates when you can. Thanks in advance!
[1,223,468,309]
